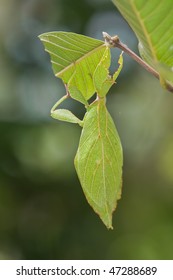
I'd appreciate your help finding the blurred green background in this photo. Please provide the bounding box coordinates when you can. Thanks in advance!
[0,0,173,260]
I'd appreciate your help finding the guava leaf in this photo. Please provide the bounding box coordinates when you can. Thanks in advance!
[112,0,173,85]
[74,99,123,229]
[39,32,108,104]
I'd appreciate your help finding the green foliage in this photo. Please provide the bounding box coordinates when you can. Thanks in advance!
[112,0,173,85]
[39,31,123,228]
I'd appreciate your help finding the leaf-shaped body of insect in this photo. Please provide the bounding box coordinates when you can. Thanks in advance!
[39,32,108,104]
[39,31,124,228]
[74,98,123,229]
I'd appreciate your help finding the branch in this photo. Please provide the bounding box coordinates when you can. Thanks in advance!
[103,32,173,93]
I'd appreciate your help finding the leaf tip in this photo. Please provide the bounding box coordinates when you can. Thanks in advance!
[38,33,43,40]
[106,223,113,230]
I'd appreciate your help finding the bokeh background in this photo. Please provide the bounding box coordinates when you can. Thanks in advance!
[0,0,173,260]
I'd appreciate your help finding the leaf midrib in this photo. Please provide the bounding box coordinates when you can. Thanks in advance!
[129,0,157,62]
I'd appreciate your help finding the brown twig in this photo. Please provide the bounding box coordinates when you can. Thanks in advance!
[103,32,173,93]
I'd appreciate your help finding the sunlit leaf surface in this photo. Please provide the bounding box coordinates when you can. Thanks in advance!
[112,0,173,84]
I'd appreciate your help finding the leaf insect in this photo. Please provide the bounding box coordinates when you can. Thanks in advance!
[39,31,123,228]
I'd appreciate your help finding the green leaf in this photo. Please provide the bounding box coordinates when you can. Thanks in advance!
[112,0,173,84]
[51,109,83,126]
[39,31,107,104]
[74,98,123,229]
